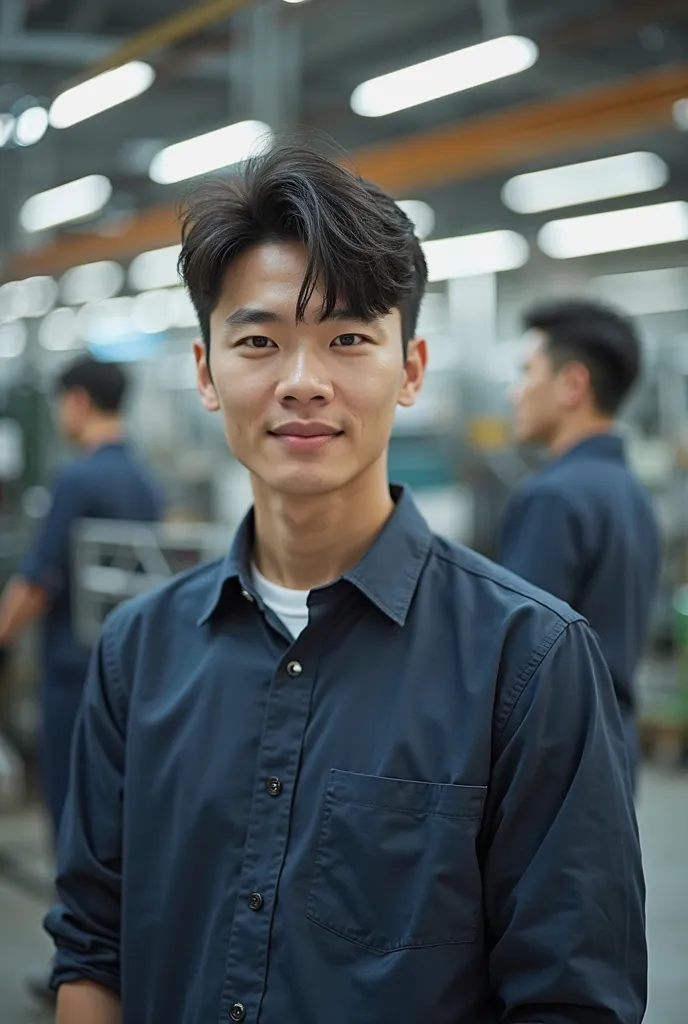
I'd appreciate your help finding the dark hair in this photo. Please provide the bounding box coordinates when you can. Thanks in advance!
[523,298,641,415]
[56,355,128,413]
[178,141,428,355]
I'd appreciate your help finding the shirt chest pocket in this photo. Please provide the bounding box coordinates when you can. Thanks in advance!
[305,769,486,953]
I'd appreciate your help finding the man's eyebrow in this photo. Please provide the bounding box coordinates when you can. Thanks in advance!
[224,307,285,328]
[319,308,377,324]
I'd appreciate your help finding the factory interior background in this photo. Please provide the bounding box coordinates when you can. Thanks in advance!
[0,0,687,1020]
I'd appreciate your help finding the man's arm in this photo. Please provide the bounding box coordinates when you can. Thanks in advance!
[1,465,88,645]
[0,576,47,645]
[45,613,126,1013]
[500,487,581,604]
[57,981,121,1024]
[484,619,646,1023]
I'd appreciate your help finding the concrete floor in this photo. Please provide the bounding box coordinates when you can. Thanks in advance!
[0,767,686,1023]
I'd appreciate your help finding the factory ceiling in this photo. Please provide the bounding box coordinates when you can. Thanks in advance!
[0,0,687,278]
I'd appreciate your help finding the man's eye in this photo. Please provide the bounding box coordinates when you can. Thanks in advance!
[333,334,364,347]
[242,336,275,349]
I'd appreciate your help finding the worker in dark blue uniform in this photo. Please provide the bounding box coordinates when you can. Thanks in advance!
[500,300,660,790]
[47,146,645,1024]
[0,354,163,1005]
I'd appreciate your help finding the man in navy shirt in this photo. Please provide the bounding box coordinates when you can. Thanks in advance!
[500,300,660,788]
[0,355,164,996]
[48,146,645,1024]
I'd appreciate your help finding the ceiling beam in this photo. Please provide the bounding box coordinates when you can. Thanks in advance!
[3,63,688,282]
[352,64,688,194]
[0,31,126,65]
[0,0,253,79]
[541,0,688,49]
[64,0,254,86]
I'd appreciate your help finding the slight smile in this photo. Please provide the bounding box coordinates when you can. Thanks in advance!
[268,421,344,452]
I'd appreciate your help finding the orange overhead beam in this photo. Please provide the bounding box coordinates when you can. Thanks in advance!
[352,63,688,194]
[65,0,253,85]
[4,64,688,281]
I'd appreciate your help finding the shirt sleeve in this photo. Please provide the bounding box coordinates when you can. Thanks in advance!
[499,487,581,605]
[484,619,646,1023]
[18,466,89,596]
[44,614,126,995]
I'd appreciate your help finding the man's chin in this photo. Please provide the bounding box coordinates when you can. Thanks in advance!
[257,468,348,499]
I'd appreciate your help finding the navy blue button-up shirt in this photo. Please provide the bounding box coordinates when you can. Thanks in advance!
[47,486,646,1024]
[19,441,163,683]
[500,434,660,714]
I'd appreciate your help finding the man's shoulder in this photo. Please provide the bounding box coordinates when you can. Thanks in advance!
[102,557,225,644]
[51,455,92,489]
[427,532,582,628]
[513,465,574,500]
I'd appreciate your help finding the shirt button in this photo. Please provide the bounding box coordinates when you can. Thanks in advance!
[229,1004,246,1022]
[286,660,302,677]
[240,589,254,602]
[266,776,282,797]
[248,892,264,911]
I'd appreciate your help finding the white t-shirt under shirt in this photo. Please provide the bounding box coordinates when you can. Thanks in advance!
[251,563,310,639]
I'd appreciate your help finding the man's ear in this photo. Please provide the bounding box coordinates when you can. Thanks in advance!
[397,337,428,408]
[193,340,220,412]
[561,360,591,409]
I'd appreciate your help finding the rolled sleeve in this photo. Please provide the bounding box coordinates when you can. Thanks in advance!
[19,467,88,596]
[500,487,580,604]
[485,620,646,1023]
[44,614,127,994]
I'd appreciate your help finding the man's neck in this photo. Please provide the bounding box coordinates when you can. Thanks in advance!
[252,461,395,591]
[79,417,125,451]
[548,417,614,458]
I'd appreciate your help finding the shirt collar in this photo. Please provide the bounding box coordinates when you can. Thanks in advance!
[552,432,626,467]
[197,484,432,628]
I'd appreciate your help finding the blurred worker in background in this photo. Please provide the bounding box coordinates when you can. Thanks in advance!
[48,146,645,1024]
[500,300,660,790]
[0,354,163,1005]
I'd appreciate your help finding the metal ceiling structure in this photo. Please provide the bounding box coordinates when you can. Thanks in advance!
[0,0,687,279]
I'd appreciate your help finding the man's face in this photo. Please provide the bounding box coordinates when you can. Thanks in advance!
[55,388,89,444]
[194,240,426,498]
[510,330,563,446]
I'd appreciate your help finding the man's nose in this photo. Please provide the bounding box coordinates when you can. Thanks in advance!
[274,348,334,405]
[508,383,523,407]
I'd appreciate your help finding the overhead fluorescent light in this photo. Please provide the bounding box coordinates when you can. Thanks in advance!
[0,320,27,360]
[132,289,179,334]
[502,151,669,214]
[21,276,58,317]
[149,119,271,184]
[49,61,155,129]
[128,245,182,291]
[0,277,57,317]
[172,288,199,328]
[0,281,23,320]
[674,99,688,131]
[20,175,112,233]
[39,307,80,351]
[60,261,124,304]
[538,201,688,259]
[588,267,688,316]
[15,106,49,147]
[422,230,529,281]
[76,297,134,342]
[0,113,15,147]
[351,35,538,117]
[396,200,436,240]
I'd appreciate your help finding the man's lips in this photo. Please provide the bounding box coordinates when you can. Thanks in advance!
[269,422,342,437]
[268,422,343,450]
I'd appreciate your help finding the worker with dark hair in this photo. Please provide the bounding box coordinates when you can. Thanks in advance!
[500,299,660,788]
[48,145,644,1024]
[0,353,163,1005]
